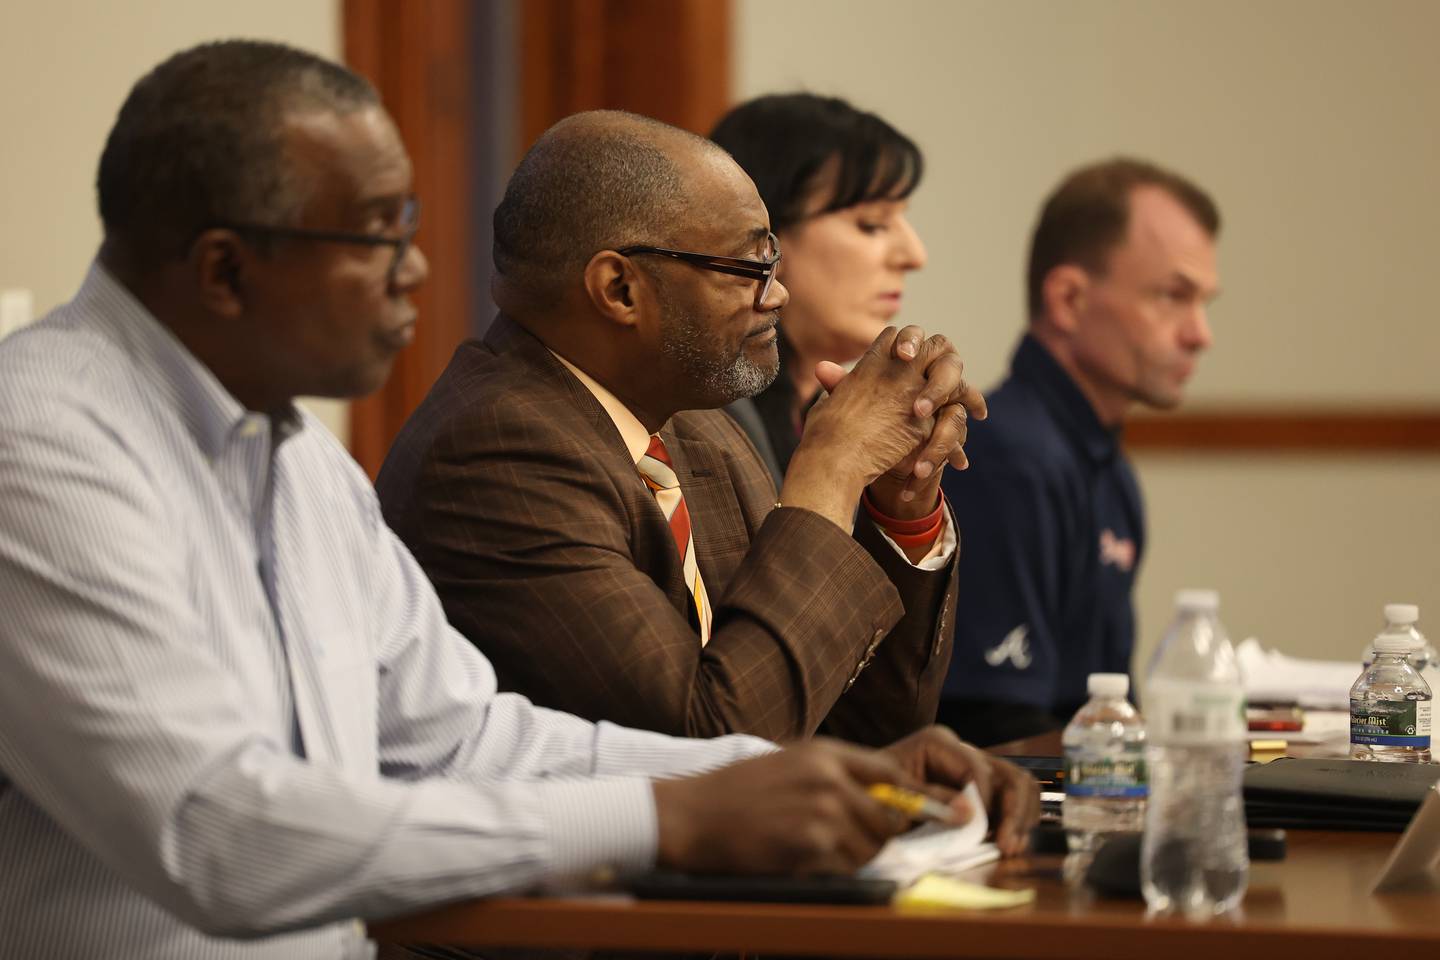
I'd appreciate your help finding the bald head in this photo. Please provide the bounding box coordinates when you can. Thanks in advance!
[492,110,730,309]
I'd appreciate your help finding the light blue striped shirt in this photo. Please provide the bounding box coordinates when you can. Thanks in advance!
[0,264,769,959]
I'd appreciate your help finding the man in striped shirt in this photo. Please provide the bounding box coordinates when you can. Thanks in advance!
[0,40,1037,959]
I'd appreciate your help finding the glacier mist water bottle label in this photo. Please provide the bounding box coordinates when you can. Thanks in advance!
[1350,698,1433,747]
[1147,680,1246,745]
[1065,751,1148,798]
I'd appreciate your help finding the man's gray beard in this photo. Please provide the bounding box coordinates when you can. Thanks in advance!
[659,305,779,405]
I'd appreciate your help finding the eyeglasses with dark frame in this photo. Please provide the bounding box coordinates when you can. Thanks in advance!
[209,196,421,282]
[617,231,781,309]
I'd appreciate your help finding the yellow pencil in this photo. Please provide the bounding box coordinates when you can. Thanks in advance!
[867,783,956,823]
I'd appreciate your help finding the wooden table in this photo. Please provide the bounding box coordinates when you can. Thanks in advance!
[371,735,1439,958]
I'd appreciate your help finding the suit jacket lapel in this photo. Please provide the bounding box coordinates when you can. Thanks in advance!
[485,317,690,620]
[664,430,751,599]
[484,318,705,626]
[482,315,629,460]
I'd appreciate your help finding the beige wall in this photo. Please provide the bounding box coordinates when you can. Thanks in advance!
[0,0,347,440]
[736,0,1440,668]
[7,1,1435,669]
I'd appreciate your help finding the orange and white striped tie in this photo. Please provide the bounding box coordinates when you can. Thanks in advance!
[637,434,713,645]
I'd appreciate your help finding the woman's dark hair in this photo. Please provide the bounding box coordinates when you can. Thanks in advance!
[709,93,923,233]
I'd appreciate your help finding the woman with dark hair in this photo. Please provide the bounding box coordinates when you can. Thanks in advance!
[711,93,929,483]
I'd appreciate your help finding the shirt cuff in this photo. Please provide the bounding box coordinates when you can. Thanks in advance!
[532,778,657,884]
[877,501,956,571]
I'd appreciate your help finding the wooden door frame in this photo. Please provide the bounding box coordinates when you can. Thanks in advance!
[519,0,731,148]
[343,0,475,478]
[342,0,733,477]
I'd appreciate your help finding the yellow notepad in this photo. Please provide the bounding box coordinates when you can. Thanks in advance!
[894,873,1036,911]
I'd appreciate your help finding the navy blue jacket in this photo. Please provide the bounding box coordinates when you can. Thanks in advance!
[940,336,1145,717]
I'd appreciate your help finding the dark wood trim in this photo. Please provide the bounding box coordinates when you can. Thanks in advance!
[1126,409,1440,453]
[343,0,474,478]
[342,0,729,474]
[519,0,732,150]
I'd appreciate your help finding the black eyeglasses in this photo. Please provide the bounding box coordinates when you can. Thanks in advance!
[210,196,421,282]
[617,231,780,309]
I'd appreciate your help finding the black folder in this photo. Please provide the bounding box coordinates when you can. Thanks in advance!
[1242,757,1440,831]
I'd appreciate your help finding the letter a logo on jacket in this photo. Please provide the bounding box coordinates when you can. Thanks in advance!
[984,624,1032,670]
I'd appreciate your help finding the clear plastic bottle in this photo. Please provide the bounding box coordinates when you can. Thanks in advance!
[1360,604,1436,673]
[1140,589,1249,917]
[1350,617,1433,763]
[1421,649,1440,700]
[1063,673,1147,852]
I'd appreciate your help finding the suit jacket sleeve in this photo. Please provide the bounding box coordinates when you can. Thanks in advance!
[391,407,911,743]
[819,509,958,747]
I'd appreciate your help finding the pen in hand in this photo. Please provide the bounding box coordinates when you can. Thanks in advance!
[867,783,958,824]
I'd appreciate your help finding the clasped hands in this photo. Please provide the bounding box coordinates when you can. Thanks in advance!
[782,325,986,533]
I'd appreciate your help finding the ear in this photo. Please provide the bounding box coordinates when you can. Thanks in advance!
[1040,263,1090,335]
[582,250,647,329]
[189,229,248,319]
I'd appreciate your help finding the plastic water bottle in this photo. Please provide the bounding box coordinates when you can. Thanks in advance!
[1421,644,1440,700]
[1351,608,1433,763]
[1360,604,1436,672]
[1141,589,1249,916]
[1063,673,1147,852]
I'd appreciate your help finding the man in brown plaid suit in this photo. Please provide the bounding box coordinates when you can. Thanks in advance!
[377,111,985,748]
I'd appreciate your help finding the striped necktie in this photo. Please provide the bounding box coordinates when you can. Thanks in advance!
[637,434,713,645]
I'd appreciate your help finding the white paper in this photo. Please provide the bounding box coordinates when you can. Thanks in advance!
[1237,637,1361,710]
[860,782,999,885]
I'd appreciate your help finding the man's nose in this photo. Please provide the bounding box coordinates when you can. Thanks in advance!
[1184,304,1213,350]
[393,242,429,291]
[760,276,789,313]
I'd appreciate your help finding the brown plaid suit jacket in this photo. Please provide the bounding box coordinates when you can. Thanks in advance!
[375,315,957,745]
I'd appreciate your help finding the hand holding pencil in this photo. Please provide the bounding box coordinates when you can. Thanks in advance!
[867,783,958,823]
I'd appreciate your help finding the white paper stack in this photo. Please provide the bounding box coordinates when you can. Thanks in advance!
[860,782,999,885]
[1236,636,1361,710]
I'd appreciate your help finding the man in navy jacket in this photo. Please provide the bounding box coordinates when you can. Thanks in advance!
[938,158,1221,746]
